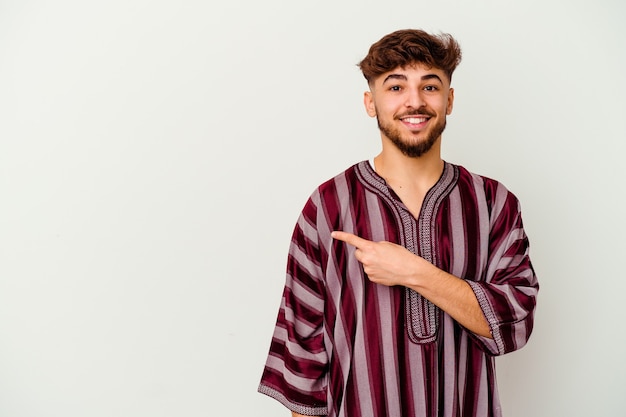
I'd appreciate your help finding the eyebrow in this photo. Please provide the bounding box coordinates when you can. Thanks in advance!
[421,74,443,83]
[382,73,444,84]
[382,74,407,84]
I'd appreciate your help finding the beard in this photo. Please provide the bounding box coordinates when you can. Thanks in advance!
[377,109,447,158]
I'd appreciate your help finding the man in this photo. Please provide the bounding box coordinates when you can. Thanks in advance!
[258,29,538,417]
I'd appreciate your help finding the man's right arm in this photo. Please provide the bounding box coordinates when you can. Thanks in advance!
[257,197,329,416]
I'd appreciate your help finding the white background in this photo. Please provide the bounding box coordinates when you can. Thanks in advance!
[1,0,625,416]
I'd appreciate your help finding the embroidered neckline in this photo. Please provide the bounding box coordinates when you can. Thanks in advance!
[355,160,459,343]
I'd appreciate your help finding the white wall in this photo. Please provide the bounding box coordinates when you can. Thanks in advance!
[1,1,624,416]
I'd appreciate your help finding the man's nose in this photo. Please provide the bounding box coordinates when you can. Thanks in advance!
[405,89,424,108]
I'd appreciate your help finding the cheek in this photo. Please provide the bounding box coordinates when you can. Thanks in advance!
[435,98,451,115]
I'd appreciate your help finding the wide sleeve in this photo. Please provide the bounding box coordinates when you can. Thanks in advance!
[466,186,539,356]
[258,194,329,416]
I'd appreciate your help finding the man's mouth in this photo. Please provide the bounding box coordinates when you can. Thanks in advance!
[403,117,429,124]
[399,115,431,129]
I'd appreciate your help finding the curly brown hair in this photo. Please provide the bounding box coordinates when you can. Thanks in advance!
[358,29,462,84]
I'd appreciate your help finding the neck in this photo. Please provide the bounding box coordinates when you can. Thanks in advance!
[373,138,444,191]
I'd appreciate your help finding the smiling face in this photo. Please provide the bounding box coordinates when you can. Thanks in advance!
[364,63,454,158]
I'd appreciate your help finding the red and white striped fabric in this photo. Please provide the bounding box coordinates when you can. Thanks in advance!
[259,161,539,417]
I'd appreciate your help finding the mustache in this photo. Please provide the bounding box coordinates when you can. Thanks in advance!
[397,107,436,118]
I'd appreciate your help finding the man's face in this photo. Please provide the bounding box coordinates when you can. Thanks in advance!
[364,64,454,158]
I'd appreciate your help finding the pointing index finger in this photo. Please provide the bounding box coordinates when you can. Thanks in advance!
[331,231,370,248]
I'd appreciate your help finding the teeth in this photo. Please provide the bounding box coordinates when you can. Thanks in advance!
[405,117,427,124]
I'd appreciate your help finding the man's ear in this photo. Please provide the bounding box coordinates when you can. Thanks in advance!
[446,87,454,115]
[364,91,376,117]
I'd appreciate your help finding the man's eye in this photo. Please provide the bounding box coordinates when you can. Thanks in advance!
[424,85,438,91]
[390,86,402,91]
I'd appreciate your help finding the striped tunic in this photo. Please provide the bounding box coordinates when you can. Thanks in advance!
[259,161,538,417]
